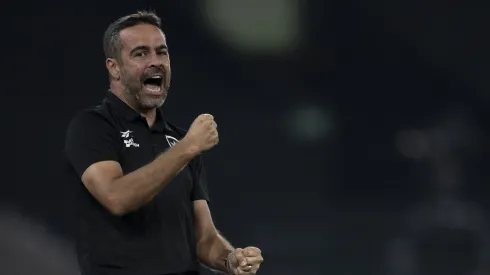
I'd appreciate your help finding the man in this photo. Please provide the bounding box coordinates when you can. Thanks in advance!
[64,11,263,275]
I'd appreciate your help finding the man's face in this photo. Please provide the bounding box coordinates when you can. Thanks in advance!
[116,24,171,110]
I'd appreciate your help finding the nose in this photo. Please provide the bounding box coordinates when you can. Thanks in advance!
[149,52,164,68]
[149,58,163,68]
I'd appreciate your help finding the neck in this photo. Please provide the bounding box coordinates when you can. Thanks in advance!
[139,107,157,128]
[110,82,157,128]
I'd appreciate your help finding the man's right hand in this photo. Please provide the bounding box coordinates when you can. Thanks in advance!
[183,114,219,154]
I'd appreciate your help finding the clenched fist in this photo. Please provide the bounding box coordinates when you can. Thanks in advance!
[183,114,219,153]
[227,247,263,275]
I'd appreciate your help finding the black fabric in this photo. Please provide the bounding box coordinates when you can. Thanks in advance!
[64,92,209,275]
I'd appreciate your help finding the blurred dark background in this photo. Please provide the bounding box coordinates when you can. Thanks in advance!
[2,1,490,274]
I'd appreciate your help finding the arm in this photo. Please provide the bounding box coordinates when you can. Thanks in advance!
[194,200,234,273]
[190,152,263,274]
[65,112,217,216]
[81,139,197,215]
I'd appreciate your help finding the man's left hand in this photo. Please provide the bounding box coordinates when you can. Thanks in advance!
[228,247,263,275]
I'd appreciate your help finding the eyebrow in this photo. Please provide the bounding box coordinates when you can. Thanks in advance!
[129,44,168,55]
[156,44,168,51]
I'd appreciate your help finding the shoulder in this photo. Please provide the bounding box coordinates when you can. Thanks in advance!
[66,104,118,138]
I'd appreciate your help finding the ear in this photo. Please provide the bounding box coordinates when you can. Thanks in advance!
[106,58,121,80]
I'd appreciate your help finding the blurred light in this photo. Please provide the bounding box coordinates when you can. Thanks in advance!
[200,0,301,55]
[286,104,332,142]
[395,129,430,159]
[0,210,79,275]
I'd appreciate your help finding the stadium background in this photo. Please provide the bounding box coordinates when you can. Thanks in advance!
[2,1,490,274]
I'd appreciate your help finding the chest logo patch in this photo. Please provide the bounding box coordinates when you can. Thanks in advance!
[121,130,140,148]
[165,135,179,147]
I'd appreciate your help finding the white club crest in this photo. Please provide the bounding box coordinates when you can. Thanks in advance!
[165,135,179,147]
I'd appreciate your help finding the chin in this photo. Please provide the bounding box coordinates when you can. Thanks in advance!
[139,97,166,109]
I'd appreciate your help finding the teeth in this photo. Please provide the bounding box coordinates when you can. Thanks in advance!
[150,76,162,79]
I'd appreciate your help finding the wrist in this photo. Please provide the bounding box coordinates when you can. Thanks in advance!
[178,137,201,158]
[224,250,235,275]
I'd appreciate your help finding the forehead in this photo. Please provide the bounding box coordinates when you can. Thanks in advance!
[119,24,167,51]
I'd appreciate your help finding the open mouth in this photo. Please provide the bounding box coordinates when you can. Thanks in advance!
[143,75,163,93]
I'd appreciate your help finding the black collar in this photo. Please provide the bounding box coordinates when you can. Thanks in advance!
[104,91,166,132]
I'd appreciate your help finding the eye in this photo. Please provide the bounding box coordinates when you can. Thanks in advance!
[135,52,147,57]
[157,51,168,56]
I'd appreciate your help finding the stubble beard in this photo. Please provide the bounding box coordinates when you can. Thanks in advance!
[120,71,167,111]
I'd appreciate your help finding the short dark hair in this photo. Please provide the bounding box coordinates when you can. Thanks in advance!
[103,11,162,60]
